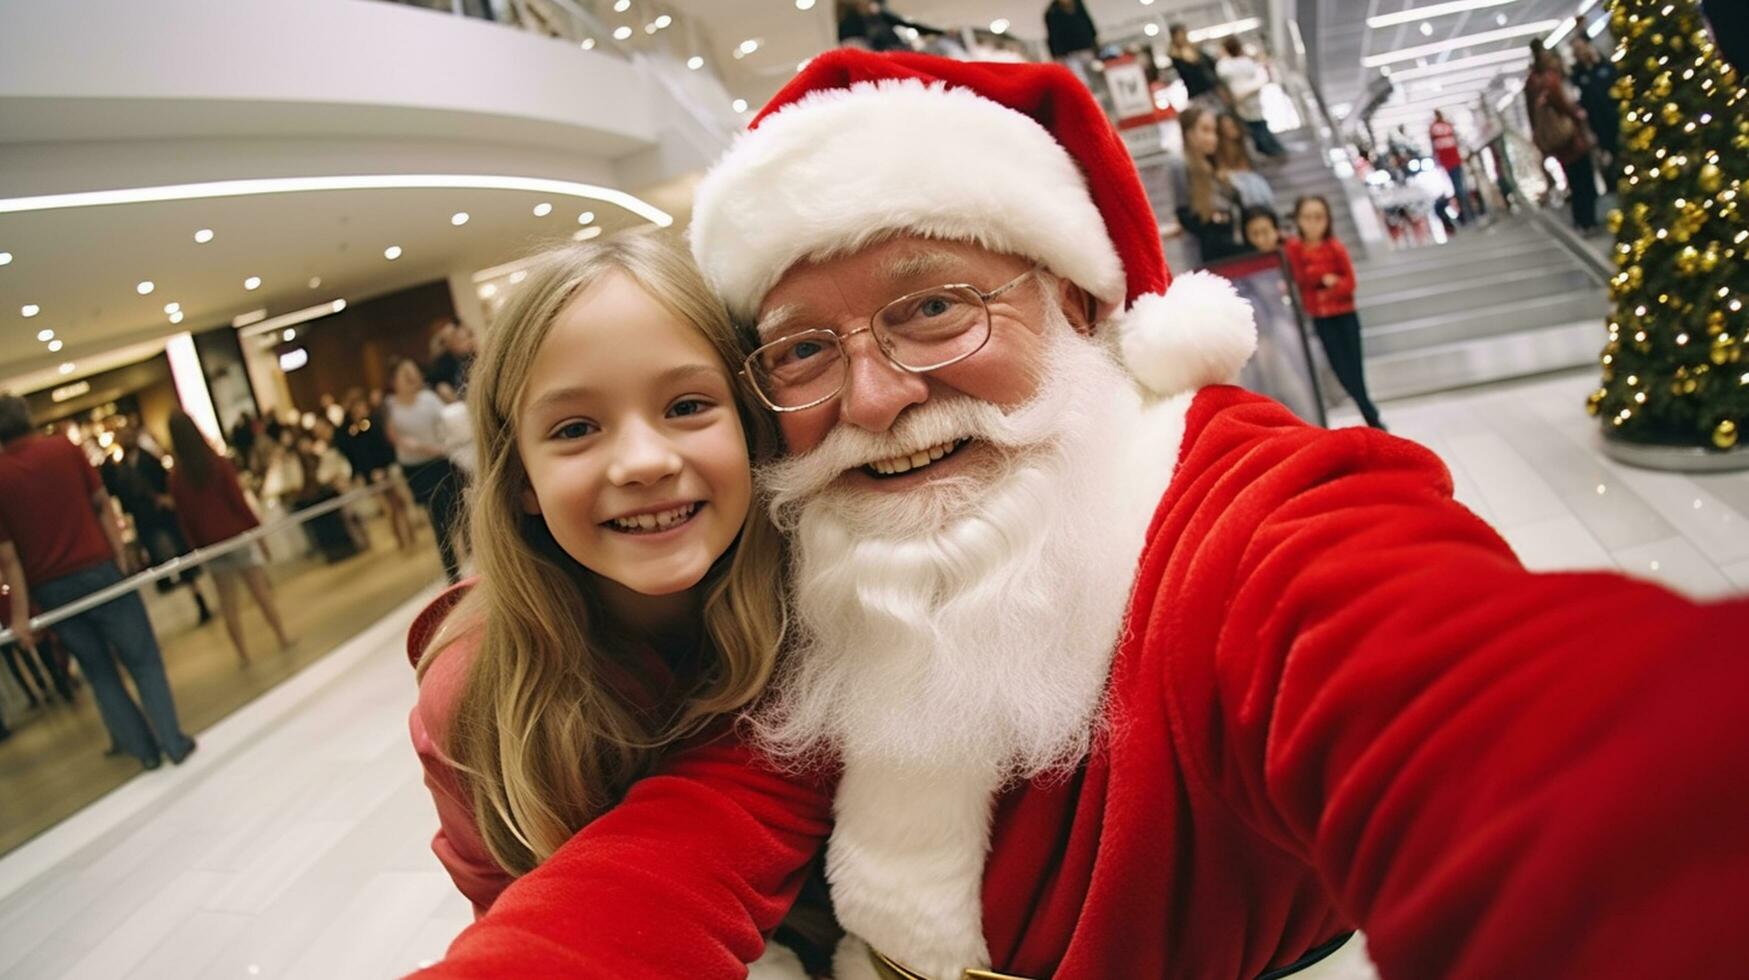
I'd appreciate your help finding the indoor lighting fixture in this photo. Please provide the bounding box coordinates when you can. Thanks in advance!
[732,98,748,112]
[168,311,183,324]
[1496,12,1509,25]
[739,39,759,54]
[48,339,63,352]
[480,284,499,299]
[384,245,403,260]
[238,298,348,339]
[194,228,214,243]
[1141,0,1155,5]
[60,363,75,375]
[232,308,267,328]
[279,349,309,372]
[577,211,595,225]
[1420,22,1434,35]
[0,251,11,265]
[991,18,1010,34]
[797,0,816,8]
[163,302,180,314]
[687,55,704,69]
[613,25,632,40]
[533,201,554,216]
[1144,23,1160,36]
[645,22,658,34]
[1368,0,1517,29]
[613,0,629,10]
[1363,20,1560,67]
[573,227,603,242]
[509,270,527,285]
[307,276,322,289]
[1387,46,1531,80]
[283,328,297,342]
[21,304,39,317]
[136,280,155,295]
[0,175,672,227]
[36,328,52,342]
[1187,18,1260,43]
[654,14,670,28]
[244,276,261,290]
[451,211,469,226]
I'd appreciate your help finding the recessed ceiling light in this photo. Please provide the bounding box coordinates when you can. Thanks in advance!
[573,226,603,242]
[796,0,815,8]
[577,211,595,225]
[508,270,528,284]
[0,251,11,265]
[194,228,214,244]
[1496,12,1509,25]
[283,328,297,341]
[451,211,470,226]
[244,276,261,290]
[384,245,403,260]
[1368,0,1516,29]
[645,22,659,34]
[479,283,499,298]
[613,25,632,40]
[164,302,180,314]
[59,362,74,375]
[168,311,183,324]
[331,299,346,313]
[991,18,1010,34]
[732,98,748,113]
[307,276,322,289]
[687,56,704,70]
[613,0,629,10]
[739,39,759,55]
[654,14,671,28]
[1143,22,1160,36]
[36,328,53,342]
[1363,20,1559,67]
[1420,21,1434,35]
[580,38,595,50]
[48,339,63,352]
[1141,0,1155,5]
[533,201,553,216]
[136,280,155,295]
[21,304,39,317]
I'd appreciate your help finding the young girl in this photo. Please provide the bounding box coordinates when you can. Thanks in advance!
[386,358,464,583]
[409,231,831,975]
[1172,105,1248,265]
[165,410,291,664]
[1283,195,1385,429]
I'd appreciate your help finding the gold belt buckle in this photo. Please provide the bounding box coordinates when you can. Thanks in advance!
[868,946,1036,980]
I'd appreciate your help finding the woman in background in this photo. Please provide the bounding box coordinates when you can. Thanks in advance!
[166,411,291,664]
[386,359,464,583]
[1216,112,1277,210]
[1171,105,1248,265]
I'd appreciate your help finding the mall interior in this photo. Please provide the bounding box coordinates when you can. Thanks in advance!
[0,0,1745,977]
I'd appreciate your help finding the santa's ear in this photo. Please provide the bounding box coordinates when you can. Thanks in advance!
[1053,277,1113,336]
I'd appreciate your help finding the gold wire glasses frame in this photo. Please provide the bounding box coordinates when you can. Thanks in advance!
[740,266,1042,412]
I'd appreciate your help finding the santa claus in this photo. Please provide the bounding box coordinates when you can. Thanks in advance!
[416,51,1749,979]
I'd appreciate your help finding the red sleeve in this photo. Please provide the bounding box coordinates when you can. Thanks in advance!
[413,733,834,978]
[1282,240,1318,298]
[1328,238,1357,297]
[410,649,514,918]
[1150,389,1749,978]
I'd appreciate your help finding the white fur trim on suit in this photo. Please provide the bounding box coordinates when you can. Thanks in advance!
[691,79,1126,321]
[1116,272,1258,397]
[746,939,810,980]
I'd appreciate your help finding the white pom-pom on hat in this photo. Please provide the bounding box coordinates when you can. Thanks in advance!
[1115,273,1258,397]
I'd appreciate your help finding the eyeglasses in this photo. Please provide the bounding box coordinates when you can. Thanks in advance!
[741,266,1040,412]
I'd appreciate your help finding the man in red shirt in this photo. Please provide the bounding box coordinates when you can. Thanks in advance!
[0,394,194,769]
[1429,109,1470,225]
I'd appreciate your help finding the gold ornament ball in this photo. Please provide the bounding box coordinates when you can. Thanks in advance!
[1661,102,1683,126]
[1651,72,1673,98]
[1679,245,1703,274]
[1715,420,1739,450]
[1701,248,1721,273]
[1709,310,1728,335]
[1607,208,1624,233]
[1710,333,1738,365]
[1586,389,1606,416]
[1632,201,1651,224]
[1735,132,1749,152]
[1699,163,1724,193]
[1644,55,1661,73]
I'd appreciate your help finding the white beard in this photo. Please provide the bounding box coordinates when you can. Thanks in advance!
[751,313,1161,785]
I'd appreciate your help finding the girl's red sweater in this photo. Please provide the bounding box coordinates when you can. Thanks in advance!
[1284,235,1359,319]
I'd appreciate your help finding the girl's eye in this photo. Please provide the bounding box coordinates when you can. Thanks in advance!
[668,398,714,419]
[551,420,597,440]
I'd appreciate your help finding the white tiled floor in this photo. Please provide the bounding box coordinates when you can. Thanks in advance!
[2,369,1746,980]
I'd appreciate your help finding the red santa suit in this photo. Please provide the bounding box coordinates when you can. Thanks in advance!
[414,52,1749,979]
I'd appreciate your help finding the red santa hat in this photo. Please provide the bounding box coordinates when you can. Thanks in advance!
[689,49,1256,397]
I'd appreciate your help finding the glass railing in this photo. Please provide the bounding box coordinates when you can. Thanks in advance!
[0,478,448,855]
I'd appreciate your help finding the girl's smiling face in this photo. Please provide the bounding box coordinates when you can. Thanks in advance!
[516,271,752,597]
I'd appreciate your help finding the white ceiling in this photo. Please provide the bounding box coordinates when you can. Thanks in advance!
[0,185,654,387]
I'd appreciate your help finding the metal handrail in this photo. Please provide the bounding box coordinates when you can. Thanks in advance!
[0,481,403,646]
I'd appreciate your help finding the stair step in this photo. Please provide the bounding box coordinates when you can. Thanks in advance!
[1357,245,1579,290]
[1365,291,1606,355]
[1358,267,1597,327]
[1365,320,1604,401]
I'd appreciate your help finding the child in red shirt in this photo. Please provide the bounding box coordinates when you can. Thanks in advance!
[1282,195,1385,429]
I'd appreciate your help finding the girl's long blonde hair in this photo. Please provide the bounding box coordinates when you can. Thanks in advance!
[418,229,785,875]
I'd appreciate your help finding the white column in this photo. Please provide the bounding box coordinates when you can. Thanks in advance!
[164,331,223,446]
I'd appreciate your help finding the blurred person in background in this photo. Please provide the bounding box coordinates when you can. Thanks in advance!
[1242,205,1282,254]
[1284,195,1385,430]
[1215,112,1277,209]
[427,318,477,403]
[166,412,290,665]
[1167,23,1223,105]
[1704,0,1746,69]
[0,393,196,769]
[1215,37,1285,157]
[835,0,942,53]
[1428,110,1471,226]
[1569,35,1620,187]
[1043,0,1099,67]
[1525,43,1598,233]
[1171,105,1248,264]
[387,358,465,583]
[103,422,214,625]
[340,391,416,551]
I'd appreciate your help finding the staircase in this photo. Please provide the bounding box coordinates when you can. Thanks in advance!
[1350,219,1609,401]
[1255,128,1364,247]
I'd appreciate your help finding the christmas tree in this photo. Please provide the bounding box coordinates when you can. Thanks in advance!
[1588,0,1749,451]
